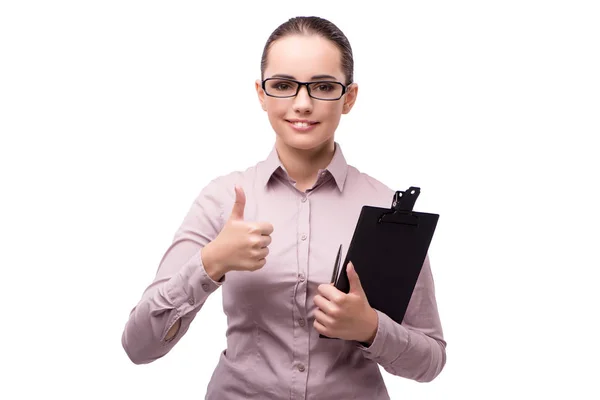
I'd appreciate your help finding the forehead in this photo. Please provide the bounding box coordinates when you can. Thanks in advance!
[265,35,344,81]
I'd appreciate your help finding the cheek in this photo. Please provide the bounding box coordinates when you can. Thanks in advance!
[322,103,344,123]
[264,99,344,124]
[265,99,288,118]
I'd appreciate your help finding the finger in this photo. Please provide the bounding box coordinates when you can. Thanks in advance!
[248,257,267,271]
[314,308,335,327]
[256,222,274,236]
[314,319,328,336]
[347,261,363,294]
[230,185,246,220]
[258,235,272,248]
[317,283,344,304]
[250,234,271,249]
[254,246,269,260]
[313,294,338,316]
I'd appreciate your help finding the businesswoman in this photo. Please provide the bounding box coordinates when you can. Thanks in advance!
[122,16,446,399]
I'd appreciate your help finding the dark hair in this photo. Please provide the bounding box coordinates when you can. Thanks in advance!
[260,16,354,85]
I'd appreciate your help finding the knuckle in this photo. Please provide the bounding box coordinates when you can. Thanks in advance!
[249,262,261,271]
[248,223,260,234]
[262,226,273,236]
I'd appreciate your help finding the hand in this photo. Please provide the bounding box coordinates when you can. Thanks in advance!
[202,185,274,276]
[313,261,379,344]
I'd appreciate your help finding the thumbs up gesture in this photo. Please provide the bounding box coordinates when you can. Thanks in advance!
[313,262,379,344]
[202,185,274,277]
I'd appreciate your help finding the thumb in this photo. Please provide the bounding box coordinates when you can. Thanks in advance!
[230,185,246,220]
[347,261,364,294]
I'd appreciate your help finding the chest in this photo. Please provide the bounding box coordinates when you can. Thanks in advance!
[220,188,363,313]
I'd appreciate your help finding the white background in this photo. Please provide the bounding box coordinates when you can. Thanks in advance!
[1,1,599,399]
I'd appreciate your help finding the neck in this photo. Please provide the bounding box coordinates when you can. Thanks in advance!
[275,138,335,188]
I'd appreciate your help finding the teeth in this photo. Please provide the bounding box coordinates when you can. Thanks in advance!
[292,121,310,127]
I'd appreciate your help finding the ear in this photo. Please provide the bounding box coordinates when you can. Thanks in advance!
[342,83,358,114]
[255,79,267,111]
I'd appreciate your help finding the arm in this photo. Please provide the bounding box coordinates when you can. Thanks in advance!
[356,254,447,382]
[121,179,226,364]
[163,249,224,341]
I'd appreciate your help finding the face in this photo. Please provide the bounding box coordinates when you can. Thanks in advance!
[256,35,358,153]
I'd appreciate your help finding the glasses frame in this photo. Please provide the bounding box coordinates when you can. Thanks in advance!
[261,78,348,101]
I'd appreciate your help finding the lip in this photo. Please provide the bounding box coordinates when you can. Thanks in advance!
[286,119,319,132]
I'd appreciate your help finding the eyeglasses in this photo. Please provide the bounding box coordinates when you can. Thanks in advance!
[262,78,348,101]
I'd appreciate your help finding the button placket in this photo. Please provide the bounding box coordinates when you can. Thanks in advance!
[291,190,311,397]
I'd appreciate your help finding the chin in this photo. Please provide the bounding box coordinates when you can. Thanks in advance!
[276,133,333,152]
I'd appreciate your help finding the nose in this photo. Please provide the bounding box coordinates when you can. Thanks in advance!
[292,84,313,114]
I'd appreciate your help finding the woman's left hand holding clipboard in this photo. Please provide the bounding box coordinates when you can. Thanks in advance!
[313,262,379,345]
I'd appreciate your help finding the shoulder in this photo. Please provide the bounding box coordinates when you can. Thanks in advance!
[345,163,396,207]
[196,161,260,209]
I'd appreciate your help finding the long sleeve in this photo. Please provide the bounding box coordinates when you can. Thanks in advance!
[356,254,447,382]
[121,179,226,365]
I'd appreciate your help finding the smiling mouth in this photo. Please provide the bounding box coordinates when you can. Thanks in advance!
[286,120,319,128]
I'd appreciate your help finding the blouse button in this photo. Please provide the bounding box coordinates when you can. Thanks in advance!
[301,233,307,241]
[297,363,305,372]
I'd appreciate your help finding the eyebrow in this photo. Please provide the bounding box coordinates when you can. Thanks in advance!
[270,73,339,81]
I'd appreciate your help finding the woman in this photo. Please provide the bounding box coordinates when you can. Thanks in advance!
[122,16,446,399]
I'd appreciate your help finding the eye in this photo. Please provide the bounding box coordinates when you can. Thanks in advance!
[312,83,335,92]
[268,80,296,92]
[275,83,291,90]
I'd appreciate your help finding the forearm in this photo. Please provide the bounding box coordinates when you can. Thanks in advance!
[122,249,222,364]
[359,311,446,382]
[357,254,446,382]
[121,283,190,364]
[201,242,228,282]
[162,247,225,342]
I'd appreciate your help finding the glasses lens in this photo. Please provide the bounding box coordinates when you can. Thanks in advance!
[265,79,299,97]
[308,82,343,100]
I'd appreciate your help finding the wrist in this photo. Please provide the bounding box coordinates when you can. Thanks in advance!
[361,308,379,345]
[201,243,227,282]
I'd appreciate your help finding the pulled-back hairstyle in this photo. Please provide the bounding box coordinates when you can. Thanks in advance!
[260,16,354,85]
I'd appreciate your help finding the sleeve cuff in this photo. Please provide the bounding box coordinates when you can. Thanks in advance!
[165,250,224,313]
[356,309,410,366]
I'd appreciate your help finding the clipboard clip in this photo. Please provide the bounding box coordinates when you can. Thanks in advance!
[378,186,420,226]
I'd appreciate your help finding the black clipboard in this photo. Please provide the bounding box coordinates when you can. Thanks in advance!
[319,186,439,340]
